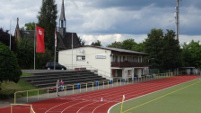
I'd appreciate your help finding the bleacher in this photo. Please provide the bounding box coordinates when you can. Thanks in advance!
[21,70,108,89]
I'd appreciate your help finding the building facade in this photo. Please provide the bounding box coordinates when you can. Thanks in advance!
[58,46,149,80]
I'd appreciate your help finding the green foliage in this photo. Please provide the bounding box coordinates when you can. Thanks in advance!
[159,30,181,70]
[106,28,199,71]
[21,72,32,77]
[0,81,21,99]
[91,40,102,46]
[144,29,181,71]
[16,36,52,69]
[24,22,36,30]
[16,38,34,69]
[16,0,58,69]
[144,29,164,69]
[122,39,137,50]
[78,37,85,46]
[107,39,144,52]
[36,49,52,68]
[181,40,201,68]
[0,42,22,83]
[107,41,122,48]
[132,42,145,52]
[0,28,17,52]
[37,0,58,52]
[0,79,36,99]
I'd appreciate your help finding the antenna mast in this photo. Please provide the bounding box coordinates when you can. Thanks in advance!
[175,0,180,41]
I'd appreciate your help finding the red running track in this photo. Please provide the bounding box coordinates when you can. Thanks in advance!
[0,75,199,113]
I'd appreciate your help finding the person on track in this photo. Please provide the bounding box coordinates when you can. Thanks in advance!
[60,79,64,90]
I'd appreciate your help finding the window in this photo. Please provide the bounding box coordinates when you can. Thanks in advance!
[77,55,85,61]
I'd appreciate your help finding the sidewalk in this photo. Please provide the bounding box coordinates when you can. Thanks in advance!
[0,99,13,108]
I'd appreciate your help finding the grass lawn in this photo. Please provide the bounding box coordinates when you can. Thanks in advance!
[110,79,201,113]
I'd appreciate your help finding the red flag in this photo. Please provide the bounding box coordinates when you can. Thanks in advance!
[36,25,45,53]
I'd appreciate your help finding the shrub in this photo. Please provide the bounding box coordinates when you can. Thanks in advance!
[0,42,22,92]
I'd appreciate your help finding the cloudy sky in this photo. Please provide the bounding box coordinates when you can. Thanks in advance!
[0,0,201,46]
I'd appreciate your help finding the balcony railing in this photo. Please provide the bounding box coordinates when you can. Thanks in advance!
[111,61,148,67]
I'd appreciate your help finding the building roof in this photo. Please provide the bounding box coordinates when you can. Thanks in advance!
[89,46,148,55]
[21,30,35,38]
[60,45,148,56]
[56,32,81,50]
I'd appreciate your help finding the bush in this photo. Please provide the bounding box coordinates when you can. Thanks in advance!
[0,81,21,99]
[0,42,22,83]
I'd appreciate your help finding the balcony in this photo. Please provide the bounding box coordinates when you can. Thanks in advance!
[111,61,148,67]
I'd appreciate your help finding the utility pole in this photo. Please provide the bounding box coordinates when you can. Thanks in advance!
[175,0,180,41]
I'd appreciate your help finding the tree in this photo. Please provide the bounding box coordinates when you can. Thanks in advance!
[107,41,122,48]
[122,39,137,50]
[144,29,164,69]
[181,40,201,68]
[0,42,22,89]
[107,39,145,52]
[144,29,182,72]
[91,40,102,46]
[78,37,85,46]
[0,28,17,52]
[16,33,53,69]
[37,0,58,52]
[132,42,145,52]
[159,30,181,71]
[24,22,36,30]
[16,38,34,69]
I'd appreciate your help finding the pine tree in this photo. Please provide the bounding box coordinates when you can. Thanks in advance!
[37,0,58,53]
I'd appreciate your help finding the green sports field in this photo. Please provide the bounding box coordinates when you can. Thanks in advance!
[110,79,201,113]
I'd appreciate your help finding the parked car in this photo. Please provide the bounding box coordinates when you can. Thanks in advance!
[44,62,67,70]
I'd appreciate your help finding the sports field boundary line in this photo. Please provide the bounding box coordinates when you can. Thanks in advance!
[108,77,199,113]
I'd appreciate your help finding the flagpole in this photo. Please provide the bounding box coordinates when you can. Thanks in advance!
[54,45,56,70]
[54,29,57,70]
[54,46,56,70]
[9,20,12,50]
[34,24,36,70]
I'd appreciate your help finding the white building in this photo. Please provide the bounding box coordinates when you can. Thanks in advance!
[58,46,149,81]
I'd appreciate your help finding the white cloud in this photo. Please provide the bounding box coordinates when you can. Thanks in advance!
[179,35,201,44]
[81,34,147,46]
